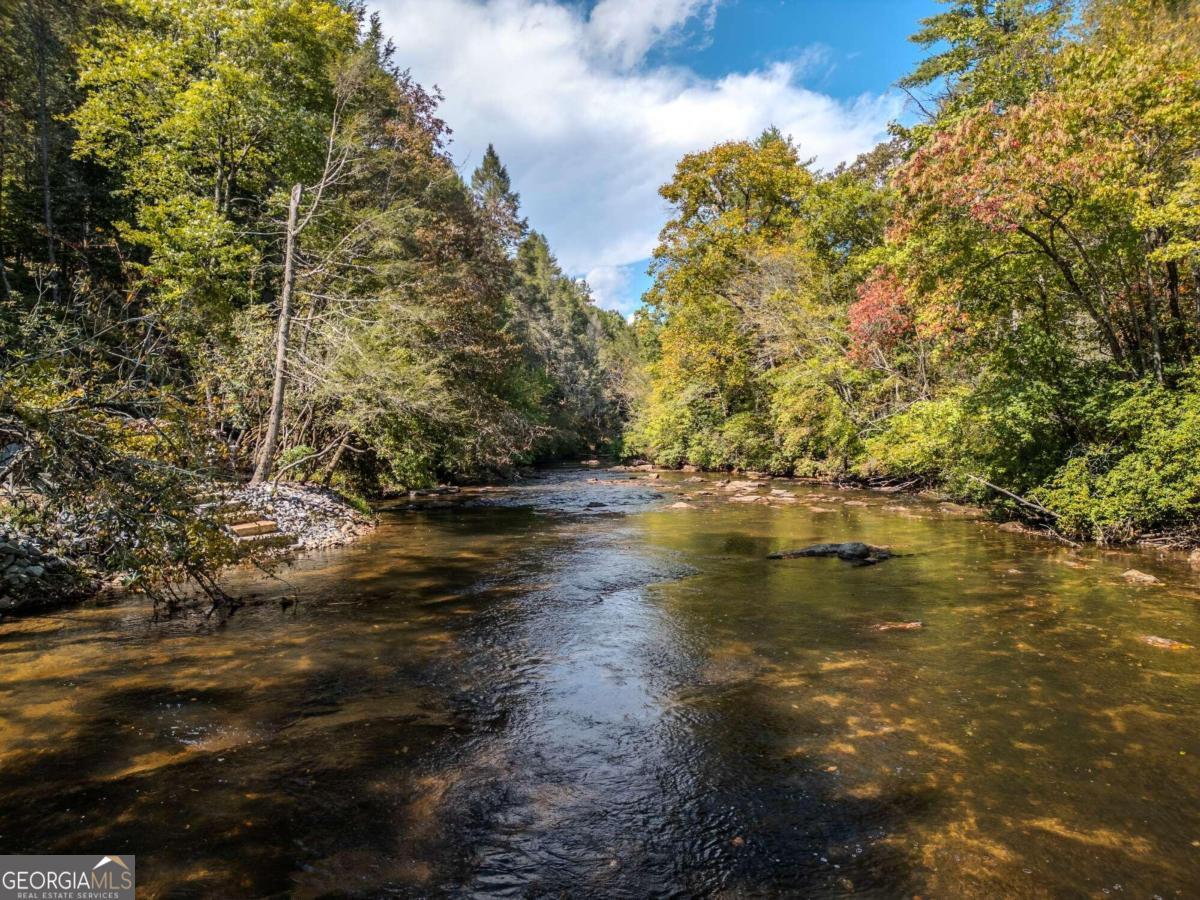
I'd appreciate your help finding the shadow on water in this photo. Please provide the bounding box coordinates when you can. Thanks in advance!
[2,468,1200,896]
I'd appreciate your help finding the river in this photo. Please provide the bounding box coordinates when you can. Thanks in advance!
[2,468,1199,897]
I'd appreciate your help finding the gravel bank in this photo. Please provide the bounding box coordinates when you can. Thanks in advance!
[232,482,375,551]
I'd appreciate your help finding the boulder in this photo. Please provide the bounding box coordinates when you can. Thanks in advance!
[721,480,760,492]
[767,542,893,565]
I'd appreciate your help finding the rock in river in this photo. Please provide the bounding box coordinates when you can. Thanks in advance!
[1122,569,1162,585]
[767,541,893,565]
[1140,635,1190,650]
[873,621,923,632]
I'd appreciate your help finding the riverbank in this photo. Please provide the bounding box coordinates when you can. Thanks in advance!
[0,481,375,617]
[228,482,375,552]
[612,460,1200,560]
[0,530,95,615]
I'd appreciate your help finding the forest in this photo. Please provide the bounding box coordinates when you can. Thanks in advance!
[2,0,1199,603]
[628,0,1200,544]
[0,0,639,595]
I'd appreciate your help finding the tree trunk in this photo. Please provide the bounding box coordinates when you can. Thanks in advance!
[28,0,58,301]
[1017,225,1125,365]
[0,89,11,300]
[320,432,352,487]
[251,183,303,484]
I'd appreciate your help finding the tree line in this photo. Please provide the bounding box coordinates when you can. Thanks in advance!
[0,0,637,593]
[626,0,1200,542]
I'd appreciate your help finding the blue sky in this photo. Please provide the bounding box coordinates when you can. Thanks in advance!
[375,0,942,314]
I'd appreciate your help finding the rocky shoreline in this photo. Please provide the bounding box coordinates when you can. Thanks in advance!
[230,482,375,552]
[1,482,375,617]
[0,531,95,615]
[614,465,1200,556]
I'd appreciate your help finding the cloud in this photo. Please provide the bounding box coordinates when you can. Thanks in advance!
[583,262,647,318]
[587,0,717,68]
[374,0,902,312]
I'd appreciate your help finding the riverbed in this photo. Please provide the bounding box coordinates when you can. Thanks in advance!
[2,468,1199,897]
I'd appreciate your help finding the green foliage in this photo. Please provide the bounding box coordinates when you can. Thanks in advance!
[0,0,638,601]
[1039,372,1200,540]
[1,299,239,599]
[901,0,1068,114]
[633,0,1200,544]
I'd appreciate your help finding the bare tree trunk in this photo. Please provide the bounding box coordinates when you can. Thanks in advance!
[251,183,303,484]
[0,90,11,300]
[320,431,351,486]
[28,0,58,301]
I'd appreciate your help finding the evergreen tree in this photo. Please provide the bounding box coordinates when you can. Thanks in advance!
[471,143,526,250]
[900,0,1068,116]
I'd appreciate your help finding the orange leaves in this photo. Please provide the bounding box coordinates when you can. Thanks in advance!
[847,268,913,361]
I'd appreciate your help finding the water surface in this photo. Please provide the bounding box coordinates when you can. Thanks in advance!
[3,468,1200,897]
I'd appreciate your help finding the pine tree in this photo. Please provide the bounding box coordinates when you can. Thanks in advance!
[900,0,1068,115]
[471,143,526,250]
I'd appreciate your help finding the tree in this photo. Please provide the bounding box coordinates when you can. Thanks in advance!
[471,143,527,251]
[900,0,1069,118]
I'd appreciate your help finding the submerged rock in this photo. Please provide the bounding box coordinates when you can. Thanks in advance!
[873,621,923,632]
[767,541,893,565]
[1140,635,1190,650]
[1122,568,1162,585]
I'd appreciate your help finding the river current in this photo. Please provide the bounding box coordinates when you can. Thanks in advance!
[2,467,1199,897]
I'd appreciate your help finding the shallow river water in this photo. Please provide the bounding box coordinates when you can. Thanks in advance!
[3,468,1200,898]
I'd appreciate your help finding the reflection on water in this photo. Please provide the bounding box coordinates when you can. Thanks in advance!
[3,468,1200,897]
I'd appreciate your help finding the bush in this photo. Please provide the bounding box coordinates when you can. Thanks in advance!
[1038,372,1200,540]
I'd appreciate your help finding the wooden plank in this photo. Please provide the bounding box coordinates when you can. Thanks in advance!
[227,519,278,538]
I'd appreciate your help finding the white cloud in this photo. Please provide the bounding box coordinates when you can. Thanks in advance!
[587,0,717,68]
[583,262,642,317]
[375,0,902,312]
